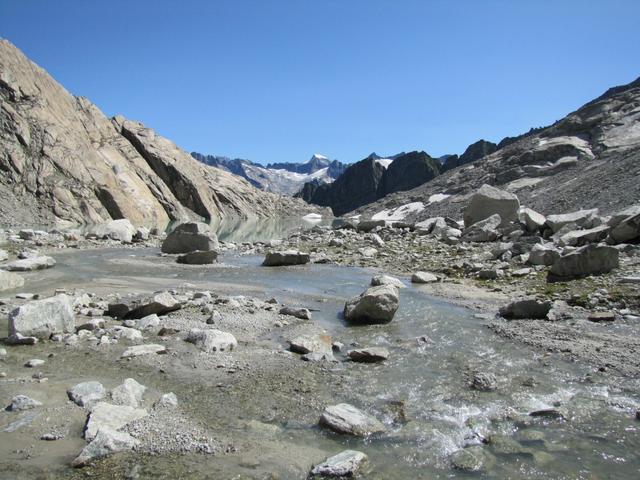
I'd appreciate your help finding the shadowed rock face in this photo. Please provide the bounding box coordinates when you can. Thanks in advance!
[0,40,314,227]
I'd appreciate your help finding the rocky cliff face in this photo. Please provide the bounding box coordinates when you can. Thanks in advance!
[355,76,640,221]
[0,40,313,227]
[443,139,497,171]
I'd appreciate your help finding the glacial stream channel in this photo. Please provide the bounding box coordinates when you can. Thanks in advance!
[1,244,639,479]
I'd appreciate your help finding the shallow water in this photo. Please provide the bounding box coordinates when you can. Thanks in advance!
[2,247,640,479]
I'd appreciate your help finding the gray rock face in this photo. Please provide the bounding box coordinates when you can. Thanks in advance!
[1,256,56,271]
[320,403,386,436]
[520,208,546,232]
[85,219,136,243]
[609,213,640,243]
[176,250,218,264]
[371,274,405,289]
[67,381,106,407]
[0,270,25,291]
[464,184,520,228]
[262,250,311,266]
[310,450,368,478]
[347,347,389,363]
[120,344,167,358]
[557,225,610,247]
[527,243,561,266]
[110,378,146,408]
[461,214,502,242]
[411,271,438,283]
[343,284,399,324]
[8,294,75,339]
[186,328,237,353]
[161,222,219,254]
[549,244,619,280]
[499,298,553,319]
[289,334,332,355]
[608,204,640,229]
[546,209,599,233]
[6,395,42,411]
[84,402,148,441]
[72,426,139,467]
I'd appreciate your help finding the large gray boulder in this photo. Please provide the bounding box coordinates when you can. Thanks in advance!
[176,250,218,264]
[527,243,561,266]
[107,291,181,319]
[546,209,599,233]
[262,250,310,266]
[84,402,148,441]
[72,427,139,467]
[85,219,136,243]
[556,225,610,247]
[320,403,386,436]
[67,381,106,407]
[161,222,218,254]
[608,213,640,243]
[461,214,501,242]
[343,284,399,324]
[608,204,640,229]
[464,184,520,228]
[1,256,56,271]
[310,450,368,478]
[520,207,546,232]
[499,298,553,319]
[8,294,75,339]
[411,271,438,283]
[186,328,237,353]
[0,270,25,291]
[549,244,619,280]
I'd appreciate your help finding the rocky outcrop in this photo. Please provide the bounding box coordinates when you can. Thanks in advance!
[0,40,316,227]
[443,139,497,171]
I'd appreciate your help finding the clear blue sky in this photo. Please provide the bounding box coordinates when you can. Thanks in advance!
[1,1,638,164]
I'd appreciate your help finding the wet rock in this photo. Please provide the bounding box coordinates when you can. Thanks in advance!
[25,358,45,367]
[84,402,148,441]
[161,222,219,254]
[347,347,389,363]
[120,344,167,358]
[186,328,237,353]
[319,403,386,436]
[72,426,139,467]
[588,311,616,322]
[371,274,405,289]
[279,306,312,320]
[343,284,399,324]
[546,209,599,233]
[310,450,368,478]
[111,378,146,408]
[451,446,492,472]
[67,381,106,407]
[108,291,181,319]
[527,243,561,266]
[6,395,42,411]
[154,392,178,408]
[499,297,552,319]
[176,250,218,265]
[411,271,438,283]
[464,184,520,228]
[262,250,310,266]
[487,434,530,455]
[85,219,136,243]
[1,256,56,271]
[461,214,502,242]
[0,270,25,292]
[289,334,332,354]
[529,408,566,420]
[471,371,497,391]
[549,244,619,280]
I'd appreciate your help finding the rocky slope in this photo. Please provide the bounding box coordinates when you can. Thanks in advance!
[355,76,640,222]
[0,40,315,228]
[191,152,348,196]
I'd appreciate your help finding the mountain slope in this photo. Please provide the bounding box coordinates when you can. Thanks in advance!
[355,76,640,222]
[0,39,313,227]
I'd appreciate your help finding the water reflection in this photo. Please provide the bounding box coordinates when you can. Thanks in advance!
[208,215,332,243]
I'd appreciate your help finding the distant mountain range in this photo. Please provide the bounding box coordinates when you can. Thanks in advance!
[191,152,348,196]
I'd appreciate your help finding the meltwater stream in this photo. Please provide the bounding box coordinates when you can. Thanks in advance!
[5,247,640,478]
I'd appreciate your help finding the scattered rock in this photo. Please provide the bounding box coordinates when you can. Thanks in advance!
[110,378,146,408]
[72,426,139,467]
[1,256,56,271]
[609,213,640,243]
[499,298,552,319]
[520,208,546,232]
[6,395,42,411]
[161,222,219,254]
[108,291,181,319]
[67,381,106,407]
[279,306,312,320]
[343,284,399,324]
[411,271,438,283]
[461,214,502,242]
[177,250,218,265]
[138,313,161,330]
[120,344,167,358]
[310,450,368,478]
[527,243,561,266]
[8,294,75,339]
[186,328,237,353]
[289,334,332,355]
[347,347,389,363]
[262,250,310,266]
[84,402,148,441]
[319,403,386,436]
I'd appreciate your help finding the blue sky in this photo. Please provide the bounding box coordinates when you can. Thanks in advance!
[1,1,638,164]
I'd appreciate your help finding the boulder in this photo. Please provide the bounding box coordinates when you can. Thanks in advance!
[343,284,399,324]
[546,209,599,233]
[310,450,368,478]
[347,347,389,363]
[463,184,520,228]
[289,334,332,355]
[154,392,178,408]
[520,208,546,232]
[161,222,219,254]
[607,204,640,229]
[499,297,552,319]
[186,328,237,353]
[262,250,310,266]
[85,219,136,243]
[72,427,139,467]
[357,219,386,232]
[120,344,167,358]
[461,214,502,242]
[8,294,75,339]
[471,371,498,391]
[279,306,312,320]
[138,314,160,330]
[176,250,218,264]
[110,378,146,408]
[0,270,25,291]
[608,213,640,243]
[549,244,619,280]
[107,291,181,319]
[320,403,386,436]
[6,395,42,411]
[67,381,106,407]
[371,274,405,289]
[411,271,438,284]
[556,225,610,247]
[83,402,148,441]
[1,256,55,271]
[527,243,561,266]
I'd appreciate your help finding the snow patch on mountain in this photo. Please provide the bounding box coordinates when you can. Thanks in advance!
[375,158,394,169]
